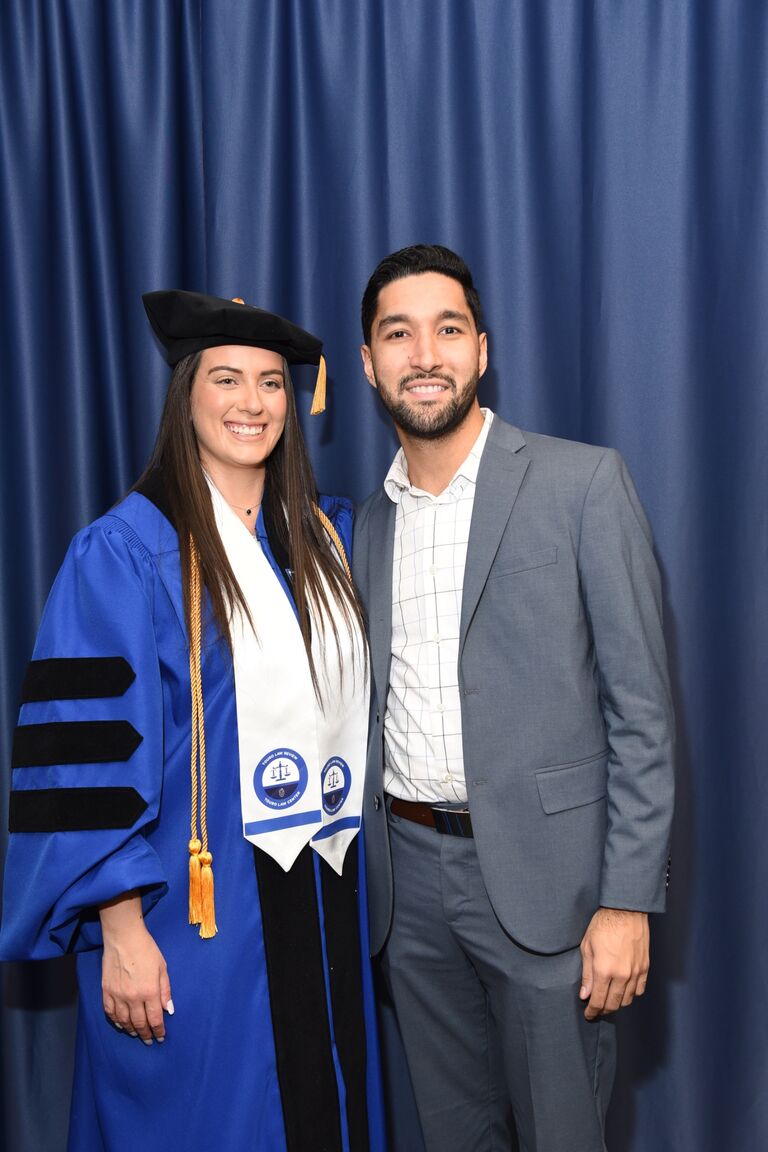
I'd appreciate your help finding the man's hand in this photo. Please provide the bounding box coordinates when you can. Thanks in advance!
[579,907,649,1020]
[99,891,173,1044]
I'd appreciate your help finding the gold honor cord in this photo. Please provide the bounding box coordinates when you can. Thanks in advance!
[312,503,351,579]
[185,508,347,939]
[188,537,217,938]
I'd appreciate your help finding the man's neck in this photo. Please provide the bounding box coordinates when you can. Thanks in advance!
[397,404,485,495]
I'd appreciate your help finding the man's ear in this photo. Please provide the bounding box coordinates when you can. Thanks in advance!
[361,344,377,389]
[478,332,488,378]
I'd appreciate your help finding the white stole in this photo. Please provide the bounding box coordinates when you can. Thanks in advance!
[207,481,367,874]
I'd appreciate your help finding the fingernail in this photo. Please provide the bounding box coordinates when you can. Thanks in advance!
[128,1031,138,1037]
[157,1037,165,1043]
[579,987,587,998]
[114,1023,123,1030]
[166,999,175,1015]
[143,1039,153,1046]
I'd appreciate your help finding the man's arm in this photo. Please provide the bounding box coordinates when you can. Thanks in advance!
[576,449,675,1016]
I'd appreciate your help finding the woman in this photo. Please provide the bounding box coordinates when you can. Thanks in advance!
[1,291,385,1151]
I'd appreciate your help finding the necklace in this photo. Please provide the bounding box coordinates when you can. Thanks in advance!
[226,499,261,517]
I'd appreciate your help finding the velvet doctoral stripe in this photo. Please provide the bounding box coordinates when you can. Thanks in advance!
[20,657,136,703]
[253,844,343,1152]
[8,786,148,833]
[320,848,370,1152]
[11,721,143,768]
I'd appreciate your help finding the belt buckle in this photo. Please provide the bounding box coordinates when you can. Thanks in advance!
[430,806,473,838]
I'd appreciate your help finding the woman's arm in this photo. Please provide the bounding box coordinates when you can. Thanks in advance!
[99,890,173,1043]
[1,520,169,961]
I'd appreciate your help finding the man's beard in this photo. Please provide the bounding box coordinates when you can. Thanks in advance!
[374,370,480,440]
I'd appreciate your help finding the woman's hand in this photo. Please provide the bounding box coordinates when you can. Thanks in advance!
[99,891,173,1044]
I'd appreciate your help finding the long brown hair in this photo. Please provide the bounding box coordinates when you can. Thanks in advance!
[134,351,366,695]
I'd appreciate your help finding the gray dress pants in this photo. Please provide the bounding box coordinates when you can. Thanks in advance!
[381,803,616,1152]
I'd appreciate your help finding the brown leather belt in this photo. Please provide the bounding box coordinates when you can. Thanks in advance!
[388,796,474,838]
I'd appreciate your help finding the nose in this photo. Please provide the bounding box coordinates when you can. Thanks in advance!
[236,381,265,414]
[410,330,441,372]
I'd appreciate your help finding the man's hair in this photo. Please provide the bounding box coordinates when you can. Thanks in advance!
[361,244,483,345]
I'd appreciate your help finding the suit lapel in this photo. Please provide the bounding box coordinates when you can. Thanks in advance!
[459,420,529,650]
[365,492,395,710]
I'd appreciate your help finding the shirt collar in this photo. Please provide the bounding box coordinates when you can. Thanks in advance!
[384,408,495,503]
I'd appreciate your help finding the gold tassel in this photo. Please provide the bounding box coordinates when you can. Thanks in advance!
[188,838,202,924]
[310,354,327,415]
[199,851,217,938]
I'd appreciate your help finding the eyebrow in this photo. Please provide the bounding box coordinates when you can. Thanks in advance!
[376,309,470,332]
[206,364,284,379]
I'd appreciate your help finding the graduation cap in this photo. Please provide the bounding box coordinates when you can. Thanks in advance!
[142,289,327,414]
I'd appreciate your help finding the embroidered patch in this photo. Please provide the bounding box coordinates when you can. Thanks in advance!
[254,748,308,811]
[321,756,351,816]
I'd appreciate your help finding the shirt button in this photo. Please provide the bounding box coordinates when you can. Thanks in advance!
[436,702,445,713]
[443,774,452,783]
[433,634,441,644]
[429,564,436,576]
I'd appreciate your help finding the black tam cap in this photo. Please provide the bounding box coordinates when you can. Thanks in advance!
[142,290,322,366]
[142,289,327,412]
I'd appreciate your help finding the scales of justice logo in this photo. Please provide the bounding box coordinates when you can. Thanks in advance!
[254,748,308,811]
[321,756,351,816]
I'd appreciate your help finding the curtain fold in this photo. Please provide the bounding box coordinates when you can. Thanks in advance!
[1,2,765,1149]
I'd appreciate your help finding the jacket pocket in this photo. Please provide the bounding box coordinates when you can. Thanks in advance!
[488,546,558,579]
[535,749,609,814]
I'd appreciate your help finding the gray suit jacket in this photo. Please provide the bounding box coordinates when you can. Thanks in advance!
[354,416,674,956]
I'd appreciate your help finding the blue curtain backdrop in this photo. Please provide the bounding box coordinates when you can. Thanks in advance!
[1,1,766,1149]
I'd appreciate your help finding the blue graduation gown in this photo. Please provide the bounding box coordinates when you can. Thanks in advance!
[1,487,385,1152]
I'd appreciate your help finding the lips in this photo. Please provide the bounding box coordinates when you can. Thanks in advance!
[224,422,266,437]
[400,372,454,395]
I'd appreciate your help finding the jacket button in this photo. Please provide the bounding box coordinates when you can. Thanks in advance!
[373,795,381,810]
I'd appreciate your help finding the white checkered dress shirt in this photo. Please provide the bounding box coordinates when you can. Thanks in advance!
[383,409,494,803]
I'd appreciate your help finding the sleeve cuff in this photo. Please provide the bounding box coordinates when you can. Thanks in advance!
[50,836,167,953]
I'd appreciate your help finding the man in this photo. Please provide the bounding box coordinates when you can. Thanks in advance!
[353,245,674,1152]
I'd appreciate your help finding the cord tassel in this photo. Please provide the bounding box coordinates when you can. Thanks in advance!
[199,850,217,938]
[188,838,202,924]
